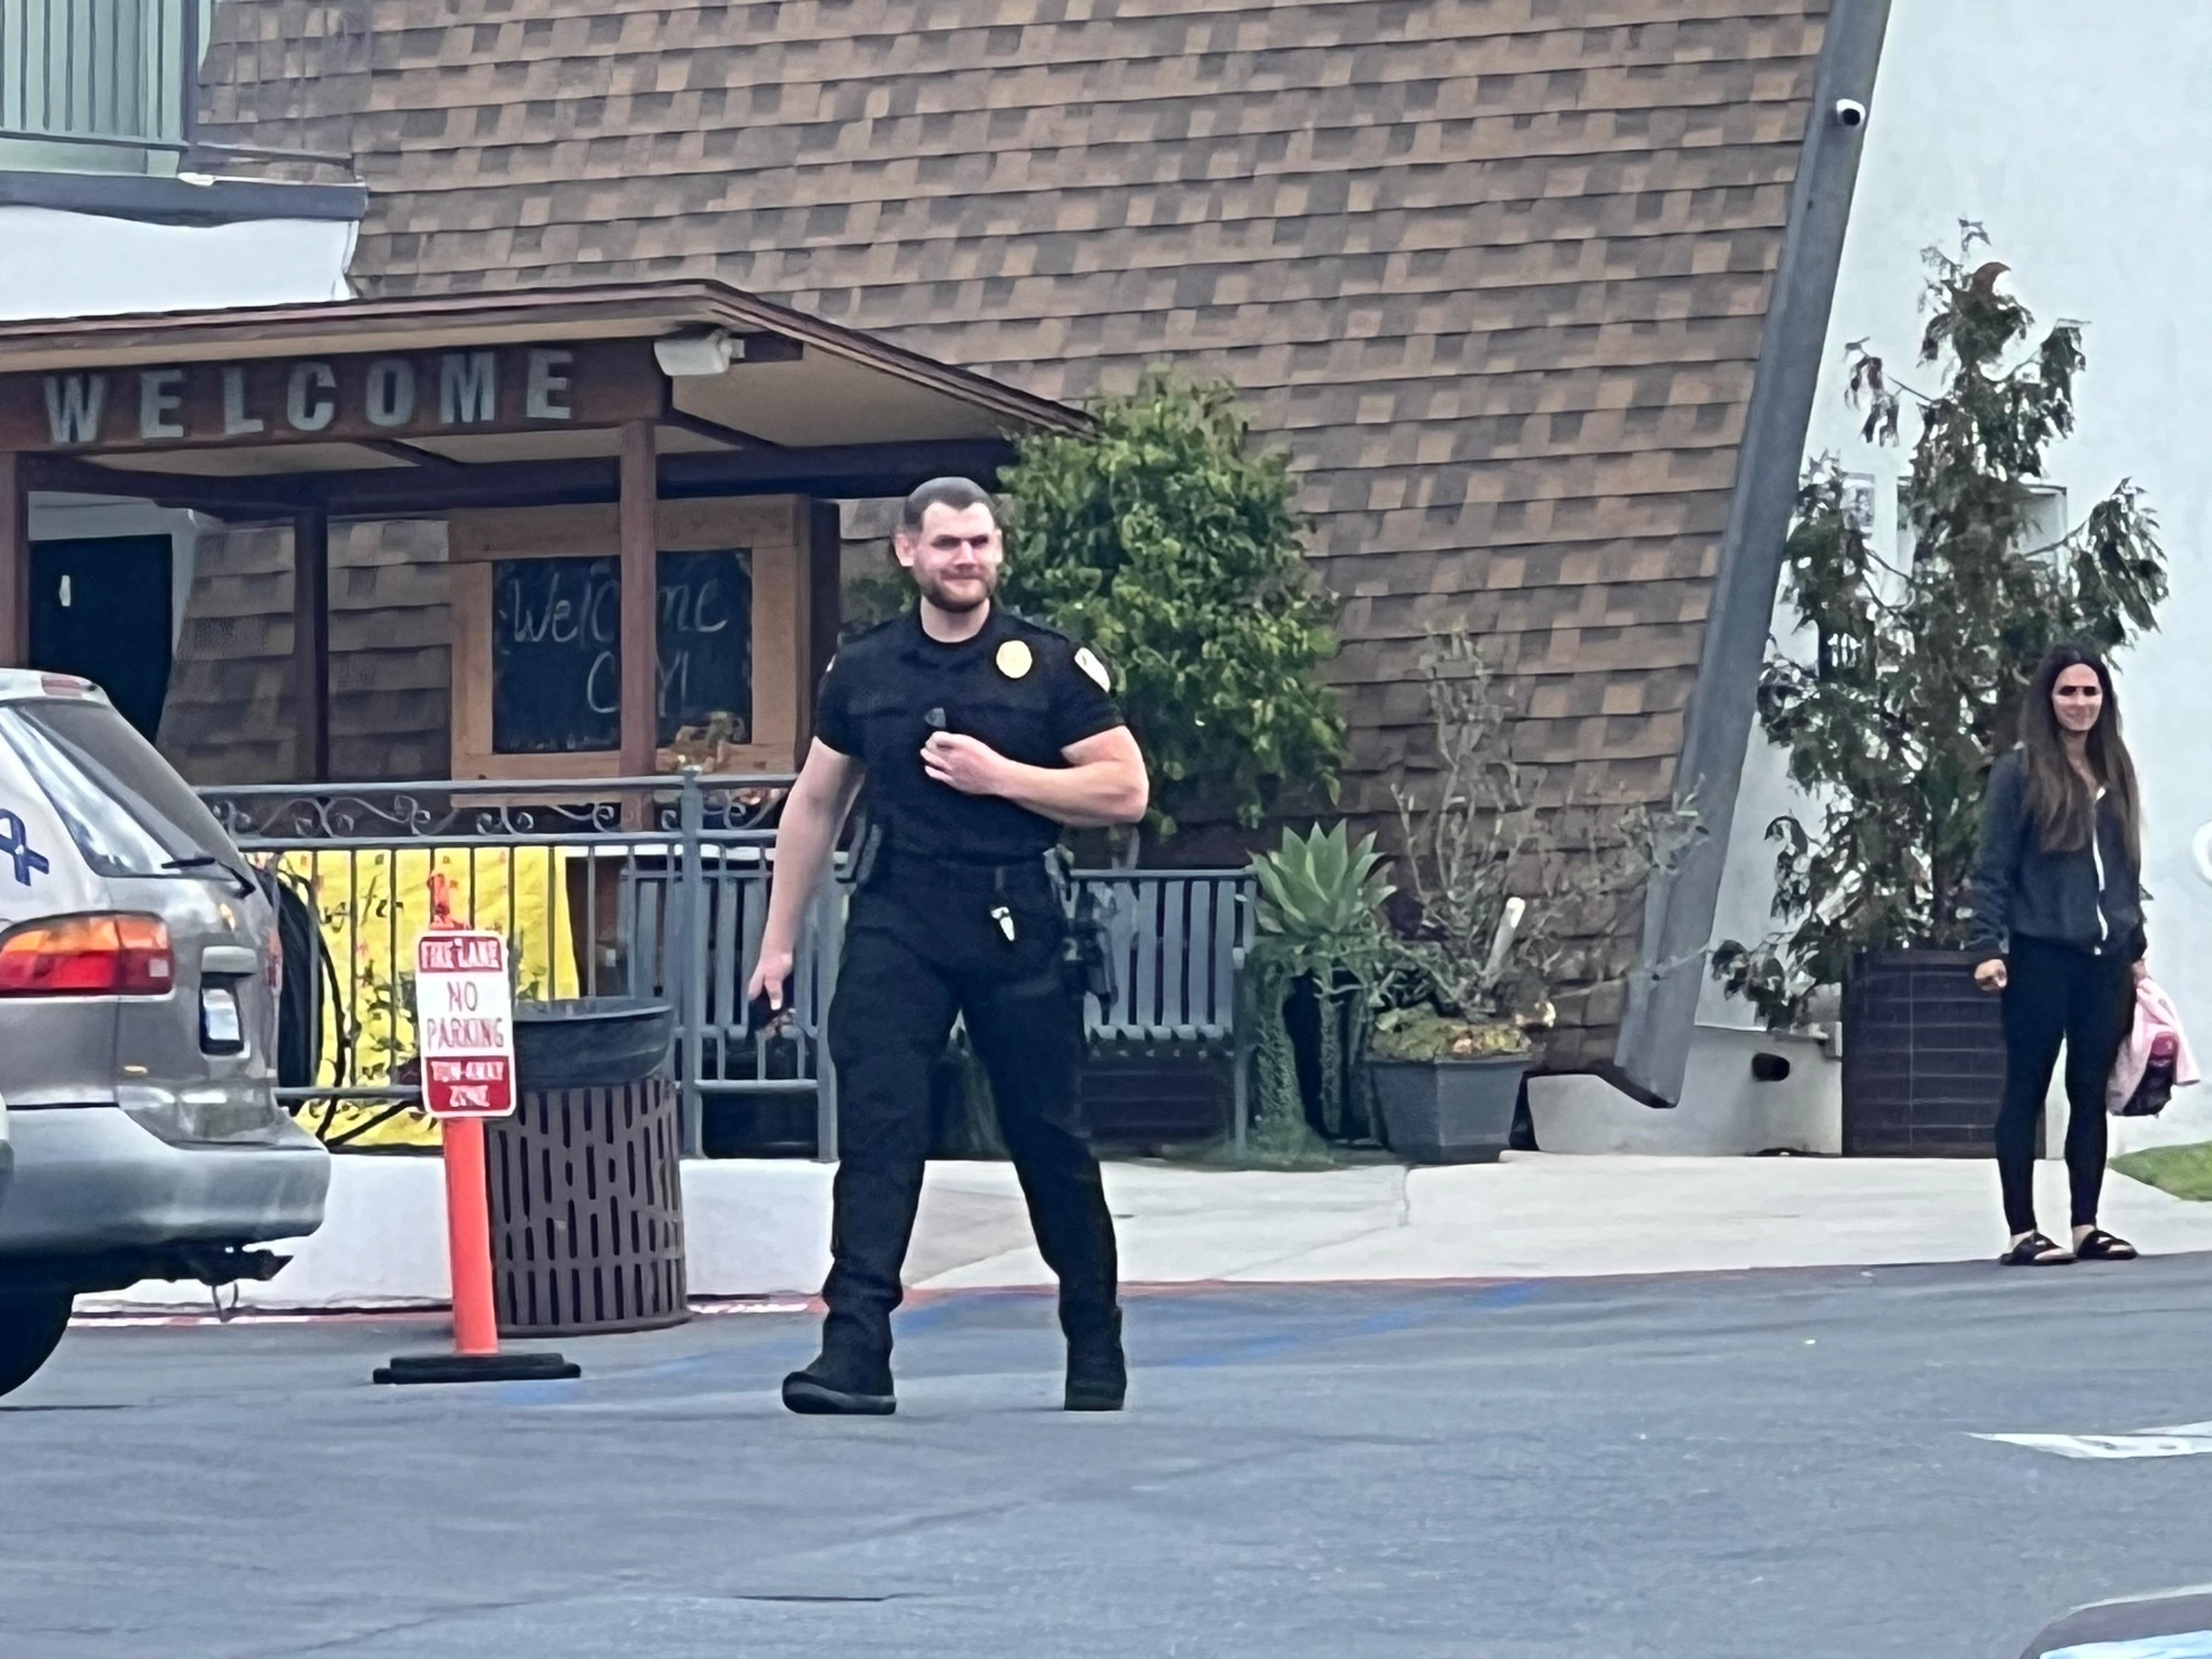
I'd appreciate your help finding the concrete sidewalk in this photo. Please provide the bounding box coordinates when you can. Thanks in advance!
[82,1150,2212,1313]
[922,1153,2212,1287]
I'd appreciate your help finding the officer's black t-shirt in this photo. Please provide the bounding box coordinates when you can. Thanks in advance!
[814,604,1126,862]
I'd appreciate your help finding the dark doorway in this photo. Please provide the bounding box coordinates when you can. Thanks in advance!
[30,535,174,743]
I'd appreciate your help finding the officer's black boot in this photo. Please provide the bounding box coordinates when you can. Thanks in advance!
[1063,1307,1126,1413]
[782,1311,896,1416]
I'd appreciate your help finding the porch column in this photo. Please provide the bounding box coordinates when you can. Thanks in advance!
[618,419,658,777]
[292,506,330,782]
[0,452,27,668]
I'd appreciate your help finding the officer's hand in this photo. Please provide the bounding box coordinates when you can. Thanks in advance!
[747,947,795,1014]
[921,731,1009,797]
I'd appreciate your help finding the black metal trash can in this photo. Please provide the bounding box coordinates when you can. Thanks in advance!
[484,998,687,1336]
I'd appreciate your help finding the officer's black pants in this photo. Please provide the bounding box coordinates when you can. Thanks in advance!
[821,868,1118,1361]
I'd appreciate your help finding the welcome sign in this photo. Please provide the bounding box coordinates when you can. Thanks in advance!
[0,340,663,452]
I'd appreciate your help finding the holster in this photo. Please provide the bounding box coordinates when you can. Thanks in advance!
[1047,848,1116,1003]
[850,816,885,890]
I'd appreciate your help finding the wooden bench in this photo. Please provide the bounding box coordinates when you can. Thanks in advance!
[1076,869,1255,1148]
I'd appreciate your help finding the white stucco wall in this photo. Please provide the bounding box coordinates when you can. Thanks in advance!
[1702,0,2212,1067]
[0,205,354,321]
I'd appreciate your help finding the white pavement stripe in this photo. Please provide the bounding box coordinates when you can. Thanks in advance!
[1974,1420,2212,1459]
[2045,1638,2212,1657]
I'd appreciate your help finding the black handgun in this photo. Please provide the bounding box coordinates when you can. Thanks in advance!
[747,975,792,1034]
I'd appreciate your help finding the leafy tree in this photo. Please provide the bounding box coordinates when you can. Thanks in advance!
[1714,228,2168,1028]
[997,371,1345,840]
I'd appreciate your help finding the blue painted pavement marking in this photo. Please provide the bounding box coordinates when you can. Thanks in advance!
[1158,1280,1543,1370]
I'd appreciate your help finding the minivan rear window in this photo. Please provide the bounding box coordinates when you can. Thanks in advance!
[0,699,243,881]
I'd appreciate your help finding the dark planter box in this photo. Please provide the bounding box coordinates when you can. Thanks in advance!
[1368,1056,1528,1164]
[1842,949,2006,1157]
[1286,972,1380,1143]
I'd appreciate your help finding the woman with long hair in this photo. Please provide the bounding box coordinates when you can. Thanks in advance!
[1969,642,2148,1266]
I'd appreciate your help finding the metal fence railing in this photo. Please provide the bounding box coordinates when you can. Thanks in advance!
[0,0,349,165]
[201,772,1256,1160]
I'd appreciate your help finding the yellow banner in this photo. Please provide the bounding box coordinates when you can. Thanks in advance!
[274,846,587,1148]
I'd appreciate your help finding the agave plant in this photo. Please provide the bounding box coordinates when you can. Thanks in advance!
[1244,823,1397,1153]
[1250,822,1394,973]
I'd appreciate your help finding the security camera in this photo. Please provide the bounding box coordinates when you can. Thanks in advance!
[654,328,736,377]
[1832,98,1867,129]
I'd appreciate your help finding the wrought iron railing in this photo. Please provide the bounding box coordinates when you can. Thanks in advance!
[203,772,829,1160]
[0,0,347,166]
[200,772,1256,1160]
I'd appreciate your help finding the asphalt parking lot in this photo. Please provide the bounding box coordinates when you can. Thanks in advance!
[7,1258,2212,1658]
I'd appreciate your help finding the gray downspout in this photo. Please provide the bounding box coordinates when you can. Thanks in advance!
[1610,0,1893,1105]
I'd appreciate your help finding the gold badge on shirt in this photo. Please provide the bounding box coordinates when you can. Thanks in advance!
[1074,646,1111,691]
[995,640,1034,680]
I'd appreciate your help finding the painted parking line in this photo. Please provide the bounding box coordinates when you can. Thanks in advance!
[1974,1420,2212,1460]
[69,1297,808,1330]
[70,1308,442,1329]
[2045,1637,2212,1657]
[1158,1280,1543,1370]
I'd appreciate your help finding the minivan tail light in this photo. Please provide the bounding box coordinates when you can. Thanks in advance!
[0,914,174,996]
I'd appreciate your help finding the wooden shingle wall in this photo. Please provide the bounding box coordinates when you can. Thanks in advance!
[198,0,1831,1059]
[162,519,453,786]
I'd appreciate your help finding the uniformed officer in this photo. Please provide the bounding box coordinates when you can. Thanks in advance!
[746,476,1150,1417]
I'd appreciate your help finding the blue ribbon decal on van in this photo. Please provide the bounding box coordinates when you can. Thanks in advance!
[0,811,50,885]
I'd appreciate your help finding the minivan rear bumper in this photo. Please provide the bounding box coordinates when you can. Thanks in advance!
[0,1105,330,1256]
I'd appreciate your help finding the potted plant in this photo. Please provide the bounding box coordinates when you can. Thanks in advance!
[1243,633,1689,1166]
[1359,631,1554,1163]
[1710,232,2167,1153]
[1245,823,1396,1154]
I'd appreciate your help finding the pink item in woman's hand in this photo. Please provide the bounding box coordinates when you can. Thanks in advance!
[2108,976,2201,1115]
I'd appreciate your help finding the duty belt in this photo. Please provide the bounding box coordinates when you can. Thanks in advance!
[868,838,1052,894]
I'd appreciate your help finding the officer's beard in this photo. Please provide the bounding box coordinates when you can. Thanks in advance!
[915,565,998,616]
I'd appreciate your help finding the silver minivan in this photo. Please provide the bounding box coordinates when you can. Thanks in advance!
[0,672,329,1395]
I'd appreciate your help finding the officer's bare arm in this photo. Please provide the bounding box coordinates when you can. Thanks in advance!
[748,741,866,1004]
[922,726,1149,827]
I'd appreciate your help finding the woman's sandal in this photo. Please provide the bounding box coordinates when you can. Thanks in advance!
[2001,1232,2074,1266]
[2074,1228,2139,1261]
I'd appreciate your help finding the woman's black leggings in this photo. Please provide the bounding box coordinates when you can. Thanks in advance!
[1995,935,2134,1237]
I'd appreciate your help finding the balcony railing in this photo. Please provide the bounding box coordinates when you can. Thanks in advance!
[0,0,346,168]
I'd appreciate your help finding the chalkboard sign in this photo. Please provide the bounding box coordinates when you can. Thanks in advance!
[490,549,752,754]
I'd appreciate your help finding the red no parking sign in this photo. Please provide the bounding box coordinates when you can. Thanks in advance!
[375,895,576,1387]
[414,929,516,1119]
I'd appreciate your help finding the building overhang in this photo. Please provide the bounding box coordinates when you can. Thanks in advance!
[0,278,1088,516]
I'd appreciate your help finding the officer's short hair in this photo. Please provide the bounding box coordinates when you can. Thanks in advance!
[900,477,998,533]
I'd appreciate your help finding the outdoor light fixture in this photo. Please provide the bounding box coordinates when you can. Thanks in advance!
[654,327,737,377]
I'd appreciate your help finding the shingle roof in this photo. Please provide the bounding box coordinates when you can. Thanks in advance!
[198,0,1837,1061]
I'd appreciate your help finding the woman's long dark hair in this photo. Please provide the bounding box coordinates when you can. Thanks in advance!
[2018,642,2143,863]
